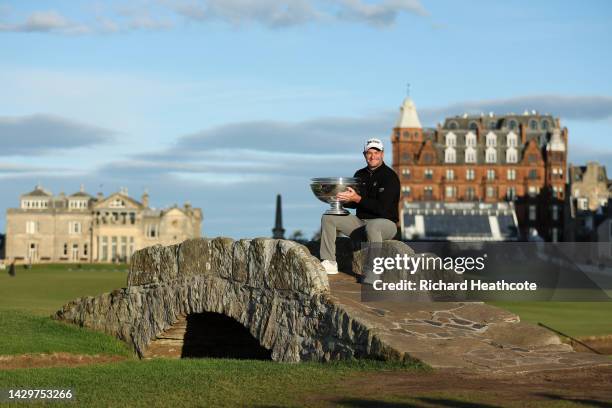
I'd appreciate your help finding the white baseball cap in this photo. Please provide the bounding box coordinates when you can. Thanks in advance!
[364,138,384,152]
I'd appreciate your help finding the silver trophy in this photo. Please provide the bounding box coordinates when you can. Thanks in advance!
[310,177,360,215]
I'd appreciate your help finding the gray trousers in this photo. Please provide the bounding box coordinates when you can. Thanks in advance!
[320,214,397,261]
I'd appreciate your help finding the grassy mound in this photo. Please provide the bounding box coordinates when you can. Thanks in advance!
[0,310,133,357]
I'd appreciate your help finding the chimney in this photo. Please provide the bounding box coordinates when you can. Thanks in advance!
[141,190,149,208]
[272,194,285,239]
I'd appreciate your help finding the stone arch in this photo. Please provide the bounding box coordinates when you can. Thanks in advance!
[55,238,395,363]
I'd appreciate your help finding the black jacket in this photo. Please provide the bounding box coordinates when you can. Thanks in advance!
[345,162,400,223]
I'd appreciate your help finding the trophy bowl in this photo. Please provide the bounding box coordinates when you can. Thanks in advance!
[310,177,360,215]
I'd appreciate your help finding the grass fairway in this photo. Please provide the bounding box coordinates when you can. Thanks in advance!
[0,359,424,408]
[0,263,127,316]
[491,301,612,338]
[0,310,133,357]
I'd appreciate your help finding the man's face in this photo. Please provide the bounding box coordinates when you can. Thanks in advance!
[364,148,384,169]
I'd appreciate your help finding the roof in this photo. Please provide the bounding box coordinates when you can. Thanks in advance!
[402,202,519,241]
[22,185,52,197]
[396,98,422,129]
[69,191,92,198]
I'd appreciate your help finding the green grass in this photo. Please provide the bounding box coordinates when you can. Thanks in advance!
[0,310,133,357]
[491,301,612,338]
[0,359,422,408]
[0,263,127,316]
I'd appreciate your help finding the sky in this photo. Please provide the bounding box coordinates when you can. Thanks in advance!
[1,0,612,239]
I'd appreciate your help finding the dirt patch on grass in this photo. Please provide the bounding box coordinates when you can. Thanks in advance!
[312,365,612,406]
[571,335,612,355]
[0,353,128,370]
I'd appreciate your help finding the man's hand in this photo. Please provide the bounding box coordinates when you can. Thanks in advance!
[337,187,361,203]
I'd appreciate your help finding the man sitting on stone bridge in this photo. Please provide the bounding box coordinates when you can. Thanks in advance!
[320,138,400,278]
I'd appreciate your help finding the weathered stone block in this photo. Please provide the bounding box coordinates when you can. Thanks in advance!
[128,244,179,286]
[177,238,213,278]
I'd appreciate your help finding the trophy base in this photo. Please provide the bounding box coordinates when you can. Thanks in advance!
[324,208,350,216]
[325,201,350,215]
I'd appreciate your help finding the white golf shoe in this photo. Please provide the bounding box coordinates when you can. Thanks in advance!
[321,260,339,275]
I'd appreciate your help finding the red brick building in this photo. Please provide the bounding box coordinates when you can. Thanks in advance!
[391,98,567,241]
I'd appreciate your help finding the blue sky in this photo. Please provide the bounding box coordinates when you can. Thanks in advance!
[1,0,612,239]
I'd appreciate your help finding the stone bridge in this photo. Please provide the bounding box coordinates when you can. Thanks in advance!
[55,238,612,373]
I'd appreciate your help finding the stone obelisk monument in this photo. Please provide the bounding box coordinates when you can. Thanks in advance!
[272,194,285,239]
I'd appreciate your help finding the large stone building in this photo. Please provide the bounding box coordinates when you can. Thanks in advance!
[565,162,612,241]
[391,97,567,241]
[5,185,202,263]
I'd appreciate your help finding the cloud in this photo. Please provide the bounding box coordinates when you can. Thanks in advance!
[0,0,428,35]
[0,10,91,35]
[172,0,323,28]
[336,0,428,26]
[0,114,116,156]
[149,114,393,158]
[419,95,612,125]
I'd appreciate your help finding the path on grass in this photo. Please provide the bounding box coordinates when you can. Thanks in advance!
[329,273,612,374]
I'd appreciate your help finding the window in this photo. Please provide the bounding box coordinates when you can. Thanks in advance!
[146,224,158,238]
[552,205,559,221]
[401,168,411,179]
[401,186,411,196]
[121,237,127,260]
[506,132,518,147]
[487,169,495,181]
[448,121,458,130]
[552,228,558,242]
[508,119,517,130]
[486,186,495,198]
[69,200,88,209]
[71,243,79,261]
[465,187,476,200]
[111,237,117,261]
[424,169,433,180]
[507,169,516,180]
[403,131,410,138]
[529,205,537,221]
[489,121,496,129]
[465,147,476,163]
[507,187,516,200]
[446,169,455,180]
[424,186,433,200]
[465,132,477,147]
[109,198,125,208]
[445,132,457,147]
[28,243,38,262]
[485,147,497,163]
[530,120,538,130]
[529,169,538,180]
[101,237,108,261]
[445,186,456,198]
[528,154,537,164]
[469,121,478,130]
[63,243,68,256]
[69,221,82,234]
[506,148,518,163]
[445,147,456,163]
[466,168,475,180]
[402,153,411,163]
[423,153,433,164]
[84,243,88,256]
[129,237,135,258]
[26,221,38,234]
[542,120,549,130]
[528,186,539,197]
[486,132,497,147]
